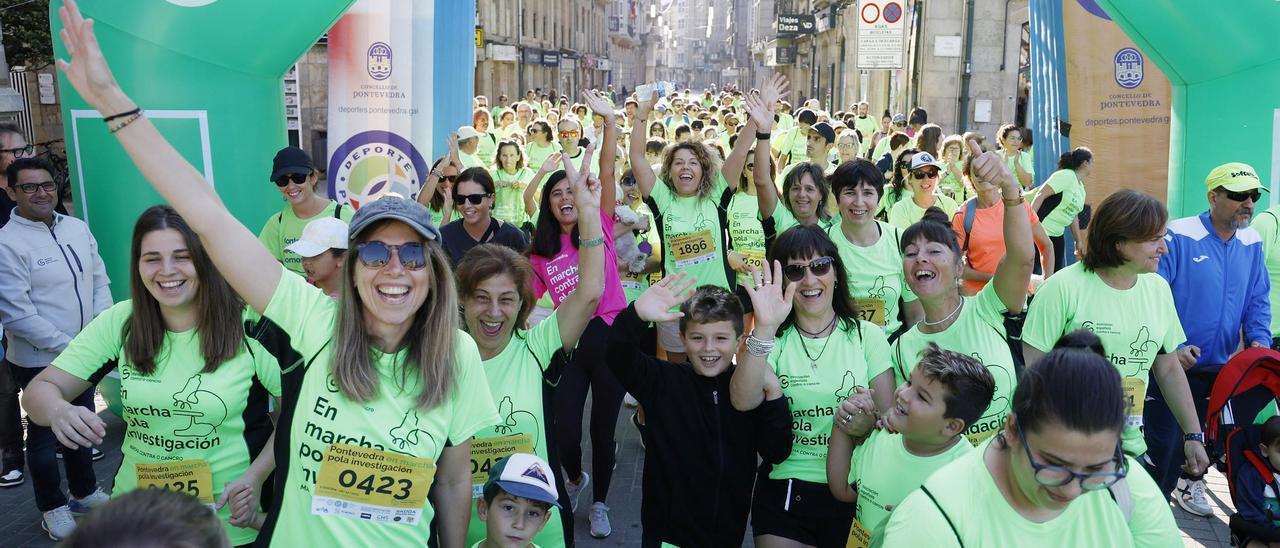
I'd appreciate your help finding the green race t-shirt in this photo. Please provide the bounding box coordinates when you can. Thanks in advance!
[887,193,959,231]
[1039,168,1086,237]
[727,191,767,288]
[769,204,836,235]
[259,201,355,277]
[853,116,879,154]
[891,282,1018,446]
[460,151,486,170]
[849,430,971,537]
[53,301,282,546]
[771,125,809,164]
[1254,206,1280,337]
[466,314,566,547]
[880,439,1180,548]
[651,173,731,290]
[826,221,917,336]
[255,272,498,547]
[475,132,499,168]
[524,141,561,176]
[1022,263,1185,456]
[1004,150,1035,185]
[769,321,892,483]
[492,167,535,227]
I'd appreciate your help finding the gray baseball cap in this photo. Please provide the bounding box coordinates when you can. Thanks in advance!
[347,196,441,242]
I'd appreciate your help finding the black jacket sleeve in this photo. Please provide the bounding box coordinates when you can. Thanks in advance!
[1233,462,1280,541]
[606,304,663,400]
[753,395,793,465]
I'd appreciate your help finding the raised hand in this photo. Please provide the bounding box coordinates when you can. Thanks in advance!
[743,260,796,332]
[56,0,132,114]
[759,73,791,107]
[967,139,1016,191]
[540,152,563,174]
[742,93,774,132]
[582,90,615,123]
[635,273,698,323]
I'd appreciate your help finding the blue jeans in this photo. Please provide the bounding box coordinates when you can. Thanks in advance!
[1142,367,1216,497]
[8,363,97,512]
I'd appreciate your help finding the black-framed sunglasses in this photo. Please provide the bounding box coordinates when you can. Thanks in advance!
[1224,189,1262,203]
[14,180,56,195]
[1016,418,1126,491]
[452,193,489,205]
[912,170,940,180]
[274,173,308,187]
[783,256,836,282]
[1,144,33,157]
[355,241,428,271]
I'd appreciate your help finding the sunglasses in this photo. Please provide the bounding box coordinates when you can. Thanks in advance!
[1224,189,1262,203]
[620,176,637,187]
[528,127,541,134]
[912,170,940,180]
[275,173,308,187]
[783,256,836,282]
[558,130,581,139]
[453,193,489,205]
[355,241,428,271]
[14,180,56,195]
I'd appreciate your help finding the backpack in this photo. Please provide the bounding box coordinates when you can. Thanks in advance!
[956,196,1028,377]
[277,203,344,224]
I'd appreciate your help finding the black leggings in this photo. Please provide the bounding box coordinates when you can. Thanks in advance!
[555,317,625,504]
[1049,234,1066,273]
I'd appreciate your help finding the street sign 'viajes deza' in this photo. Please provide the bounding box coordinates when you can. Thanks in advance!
[777,14,816,36]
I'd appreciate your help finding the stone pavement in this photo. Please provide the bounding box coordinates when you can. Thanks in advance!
[0,393,1239,547]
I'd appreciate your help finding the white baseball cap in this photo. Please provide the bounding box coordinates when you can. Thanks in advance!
[457,125,484,141]
[285,216,349,258]
[482,453,560,507]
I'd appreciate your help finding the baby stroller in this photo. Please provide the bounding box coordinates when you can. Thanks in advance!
[1205,348,1280,545]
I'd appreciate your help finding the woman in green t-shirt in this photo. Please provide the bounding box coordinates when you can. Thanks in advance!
[455,153,605,547]
[54,11,499,546]
[491,139,536,228]
[1031,147,1092,270]
[472,108,498,168]
[997,124,1035,189]
[876,147,917,220]
[725,142,772,325]
[887,151,959,230]
[880,331,1180,547]
[730,226,896,548]
[257,145,355,277]
[522,120,560,178]
[25,205,281,545]
[938,135,972,202]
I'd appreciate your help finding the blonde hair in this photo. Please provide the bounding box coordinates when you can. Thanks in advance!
[658,141,722,200]
[332,221,458,409]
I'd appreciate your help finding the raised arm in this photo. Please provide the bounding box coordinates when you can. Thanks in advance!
[628,94,658,197]
[742,93,780,218]
[968,140,1034,313]
[524,152,562,216]
[56,0,278,313]
[582,90,617,207]
[731,261,795,411]
[554,145,605,351]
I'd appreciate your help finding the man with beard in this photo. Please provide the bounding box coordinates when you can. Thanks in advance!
[1145,162,1272,517]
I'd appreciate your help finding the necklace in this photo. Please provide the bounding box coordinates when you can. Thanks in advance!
[796,315,838,370]
[796,314,837,337]
[921,298,963,328]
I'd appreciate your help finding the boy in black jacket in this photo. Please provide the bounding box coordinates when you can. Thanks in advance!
[606,273,792,547]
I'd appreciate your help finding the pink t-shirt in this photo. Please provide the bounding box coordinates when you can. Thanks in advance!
[530,211,627,324]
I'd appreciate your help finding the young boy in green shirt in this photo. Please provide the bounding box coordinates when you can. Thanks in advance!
[474,453,560,548]
[826,344,995,544]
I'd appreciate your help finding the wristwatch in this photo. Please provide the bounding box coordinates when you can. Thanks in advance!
[1184,432,1205,443]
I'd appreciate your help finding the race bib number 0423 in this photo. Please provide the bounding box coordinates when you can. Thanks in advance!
[312,443,436,525]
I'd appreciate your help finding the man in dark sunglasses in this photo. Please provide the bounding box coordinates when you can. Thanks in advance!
[1145,161,1272,513]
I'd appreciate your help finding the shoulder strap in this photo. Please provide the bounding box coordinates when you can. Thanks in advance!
[717,188,735,248]
[1107,476,1134,523]
[333,204,343,218]
[276,212,283,223]
[920,485,964,547]
[962,198,978,255]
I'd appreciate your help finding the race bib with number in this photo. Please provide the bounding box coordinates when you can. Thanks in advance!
[1122,377,1146,427]
[136,459,214,506]
[740,249,766,273]
[669,230,716,267]
[854,298,887,326]
[621,269,646,291]
[846,517,873,548]
[312,444,436,525]
[469,434,535,497]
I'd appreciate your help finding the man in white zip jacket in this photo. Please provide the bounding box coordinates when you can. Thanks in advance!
[0,157,111,540]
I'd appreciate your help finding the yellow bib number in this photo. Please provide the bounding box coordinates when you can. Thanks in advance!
[136,459,213,506]
[846,517,873,548]
[1122,377,1146,427]
[854,298,887,326]
[740,249,766,273]
[669,230,715,267]
[470,434,535,497]
[312,444,436,524]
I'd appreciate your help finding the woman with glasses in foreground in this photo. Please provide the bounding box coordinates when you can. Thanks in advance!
[880,330,1179,547]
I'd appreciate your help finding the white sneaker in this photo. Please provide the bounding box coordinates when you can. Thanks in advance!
[564,471,589,512]
[68,487,110,514]
[1176,478,1213,517]
[0,468,24,487]
[41,505,76,540]
[589,502,612,538]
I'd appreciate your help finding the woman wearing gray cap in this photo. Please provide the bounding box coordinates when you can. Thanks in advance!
[258,145,354,278]
[53,4,499,546]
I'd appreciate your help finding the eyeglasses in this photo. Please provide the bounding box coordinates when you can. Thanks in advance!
[452,193,489,205]
[1224,189,1262,203]
[1,144,33,157]
[14,180,56,195]
[355,241,428,271]
[274,173,308,187]
[1016,418,1126,491]
[912,170,940,180]
[528,127,541,134]
[558,130,581,139]
[620,176,637,187]
[783,256,836,282]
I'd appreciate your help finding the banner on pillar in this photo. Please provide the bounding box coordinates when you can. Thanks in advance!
[1062,0,1172,202]
[327,0,435,208]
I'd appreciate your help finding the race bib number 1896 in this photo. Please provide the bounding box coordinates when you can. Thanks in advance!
[312,444,436,525]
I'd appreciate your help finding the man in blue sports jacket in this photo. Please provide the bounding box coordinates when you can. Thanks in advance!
[1146,162,1272,516]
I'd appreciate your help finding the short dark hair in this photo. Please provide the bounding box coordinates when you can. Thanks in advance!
[1083,190,1166,271]
[6,157,53,186]
[61,488,227,548]
[1262,416,1280,448]
[482,483,554,512]
[797,109,818,125]
[1015,329,1125,436]
[901,207,962,259]
[456,166,495,195]
[645,138,667,156]
[678,285,745,336]
[830,159,885,199]
[782,163,832,223]
[915,344,996,429]
[908,107,928,126]
[674,124,691,138]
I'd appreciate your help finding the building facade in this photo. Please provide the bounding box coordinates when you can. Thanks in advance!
[475,0,613,101]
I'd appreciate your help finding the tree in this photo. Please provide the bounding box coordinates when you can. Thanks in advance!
[0,0,52,70]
